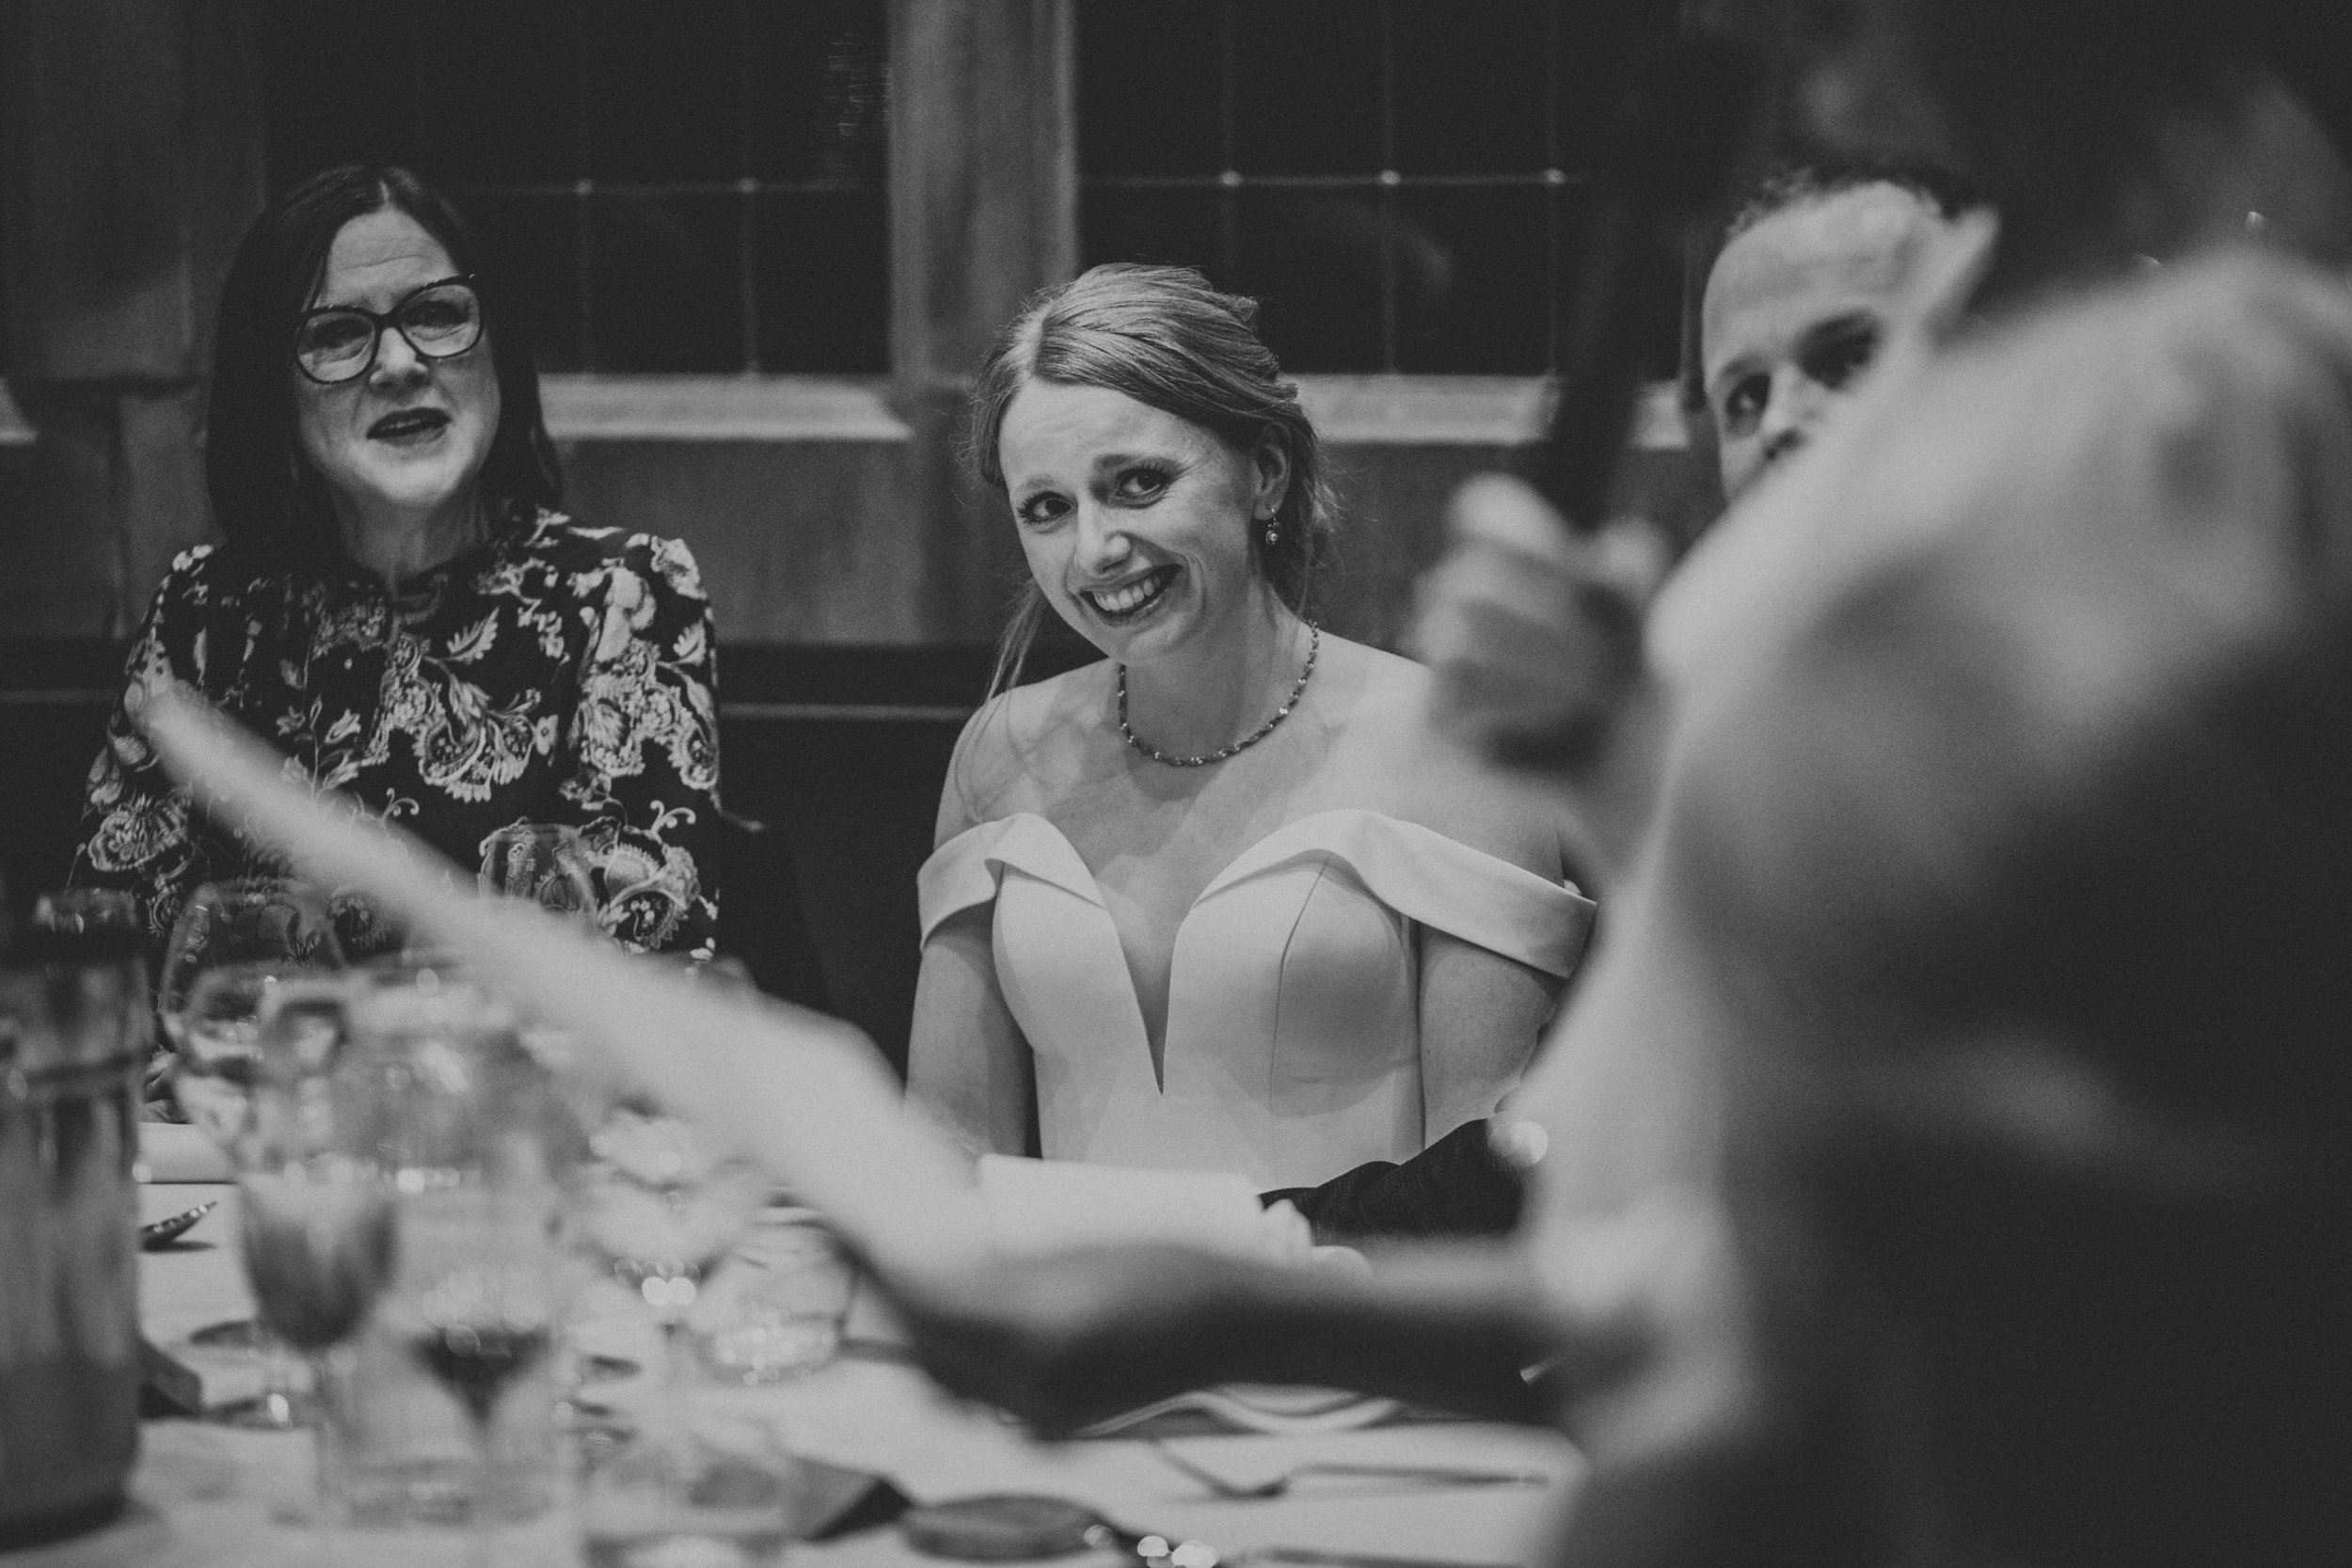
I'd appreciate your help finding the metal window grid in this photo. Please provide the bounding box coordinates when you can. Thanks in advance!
[1080,0,1590,373]
[425,1,887,376]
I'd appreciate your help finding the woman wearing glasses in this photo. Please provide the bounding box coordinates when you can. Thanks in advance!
[72,165,720,957]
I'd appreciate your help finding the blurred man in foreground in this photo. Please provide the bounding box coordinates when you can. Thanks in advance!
[1272,159,1986,1242]
[880,5,2352,1565]
[1417,160,1992,892]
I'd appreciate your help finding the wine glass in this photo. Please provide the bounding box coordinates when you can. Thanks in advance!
[393,1167,562,1565]
[237,1146,397,1536]
[569,958,765,1405]
[159,879,345,1145]
[570,1100,771,1559]
[351,975,567,1557]
[479,823,600,926]
[160,879,346,1428]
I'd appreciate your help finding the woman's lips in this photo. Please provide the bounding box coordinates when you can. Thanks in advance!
[367,408,451,442]
[1083,566,1178,621]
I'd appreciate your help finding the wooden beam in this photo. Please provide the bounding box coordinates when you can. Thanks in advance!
[887,0,1076,642]
[0,0,263,636]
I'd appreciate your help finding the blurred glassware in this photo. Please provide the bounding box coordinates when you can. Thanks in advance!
[156,879,346,1432]
[0,892,145,1546]
[158,879,346,1036]
[215,972,371,1431]
[329,977,567,1539]
[479,822,601,929]
[570,1080,773,1565]
[395,1191,561,1568]
[326,885,407,963]
[237,1052,398,1549]
[691,1210,854,1385]
[575,1102,767,1356]
[158,879,345,1143]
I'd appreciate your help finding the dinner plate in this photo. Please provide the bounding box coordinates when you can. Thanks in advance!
[1078,1385,1400,1439]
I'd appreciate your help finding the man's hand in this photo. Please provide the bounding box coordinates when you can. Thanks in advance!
[868,1244,1250,1436]
[1414,475,1667,772]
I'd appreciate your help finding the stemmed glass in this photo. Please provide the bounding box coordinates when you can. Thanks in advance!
[479,823,600,927]
[159,879,347,1427]
[159,879,346,1142]
[236,1039,398,1537]
[353,977,566,1565]
[570,1093,771,1558]
[401,1196,561,1568]
[576,1101,767,1356]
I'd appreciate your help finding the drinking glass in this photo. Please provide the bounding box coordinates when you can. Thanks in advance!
[398,1198,561,1568]
[691,1210,854,1385]
[159,879,345,1146]
[236,1132,397,1539]
[158,879,346,1038]
[571,1099,771,1559]
[575,1101,767,1387]
[159,879,346,1428]
[479,823,600,927]
[351,976,567,1558]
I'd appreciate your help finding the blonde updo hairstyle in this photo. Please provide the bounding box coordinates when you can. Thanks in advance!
[969,264,1336,693]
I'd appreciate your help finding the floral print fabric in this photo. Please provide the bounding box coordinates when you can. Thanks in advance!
[72,512,721,958]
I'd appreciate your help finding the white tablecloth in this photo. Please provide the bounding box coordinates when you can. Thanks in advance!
[19,1185,1581,1567]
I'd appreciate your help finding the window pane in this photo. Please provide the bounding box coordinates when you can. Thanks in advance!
[584,0,742,183]
[1235,191,1388,372]
[754,191,888,373]
[1081,189,1233,287]
[1077,0,1225,178]
[1393,188,1551,373]
[456,190,585,372]
[260,2,421,184]
[587,196,742,372]
[1232,2,1383,175]
[745,0,889,184]
[1552,0,1677,170]
[1391,1,1552,174]
[407,0,579,184]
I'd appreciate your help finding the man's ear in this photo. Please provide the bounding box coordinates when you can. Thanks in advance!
[1252,436,1293,522]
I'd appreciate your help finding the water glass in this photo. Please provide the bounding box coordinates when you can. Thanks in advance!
[321,976,568,1536]
[691,1212,854,1385]
[479,822,600,928]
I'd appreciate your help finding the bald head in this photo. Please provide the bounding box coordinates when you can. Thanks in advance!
[1702,181,1966,499]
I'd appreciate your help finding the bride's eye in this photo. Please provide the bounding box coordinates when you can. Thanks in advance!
[1016,492,1071,528]
[1113,466,1171,503]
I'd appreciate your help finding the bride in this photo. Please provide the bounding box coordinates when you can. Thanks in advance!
[907,264,1594,1192]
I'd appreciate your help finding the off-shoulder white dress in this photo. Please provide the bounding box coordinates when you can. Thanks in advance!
[918,807,1595,1190]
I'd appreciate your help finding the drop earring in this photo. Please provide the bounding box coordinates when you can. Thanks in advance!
[1263,515,1279,546]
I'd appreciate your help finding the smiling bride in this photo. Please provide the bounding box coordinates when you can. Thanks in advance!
[908,265,1594,1196]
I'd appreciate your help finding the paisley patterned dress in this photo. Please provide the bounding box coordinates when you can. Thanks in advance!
[72,510,721,958]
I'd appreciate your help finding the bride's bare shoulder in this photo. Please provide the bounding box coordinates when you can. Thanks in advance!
[1319,637,1581,880]
[935,661,1110,839]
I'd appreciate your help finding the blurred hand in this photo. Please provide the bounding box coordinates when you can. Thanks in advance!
[1534,1188,1760,1465]
[869,1244,1249,1435]
[1414,475,1669,772]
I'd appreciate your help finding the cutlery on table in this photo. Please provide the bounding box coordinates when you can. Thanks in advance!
[139,1199,218,1248]
[1150,1439,1549,1500]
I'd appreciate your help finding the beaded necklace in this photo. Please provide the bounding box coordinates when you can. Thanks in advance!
[1117,624,1319,768]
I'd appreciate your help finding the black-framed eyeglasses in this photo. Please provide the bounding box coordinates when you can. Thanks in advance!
[293,275,484,385]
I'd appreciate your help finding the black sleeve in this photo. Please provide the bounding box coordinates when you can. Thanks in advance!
[1261,1119,1525,1243]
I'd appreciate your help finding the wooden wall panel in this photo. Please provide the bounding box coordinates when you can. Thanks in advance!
[0,0,263,636]
[887,0,1077,642]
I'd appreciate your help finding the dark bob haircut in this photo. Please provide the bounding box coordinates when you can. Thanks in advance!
[205,165,561,558]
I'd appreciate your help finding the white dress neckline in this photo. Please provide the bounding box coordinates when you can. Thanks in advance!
[921,806,1593,1187]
